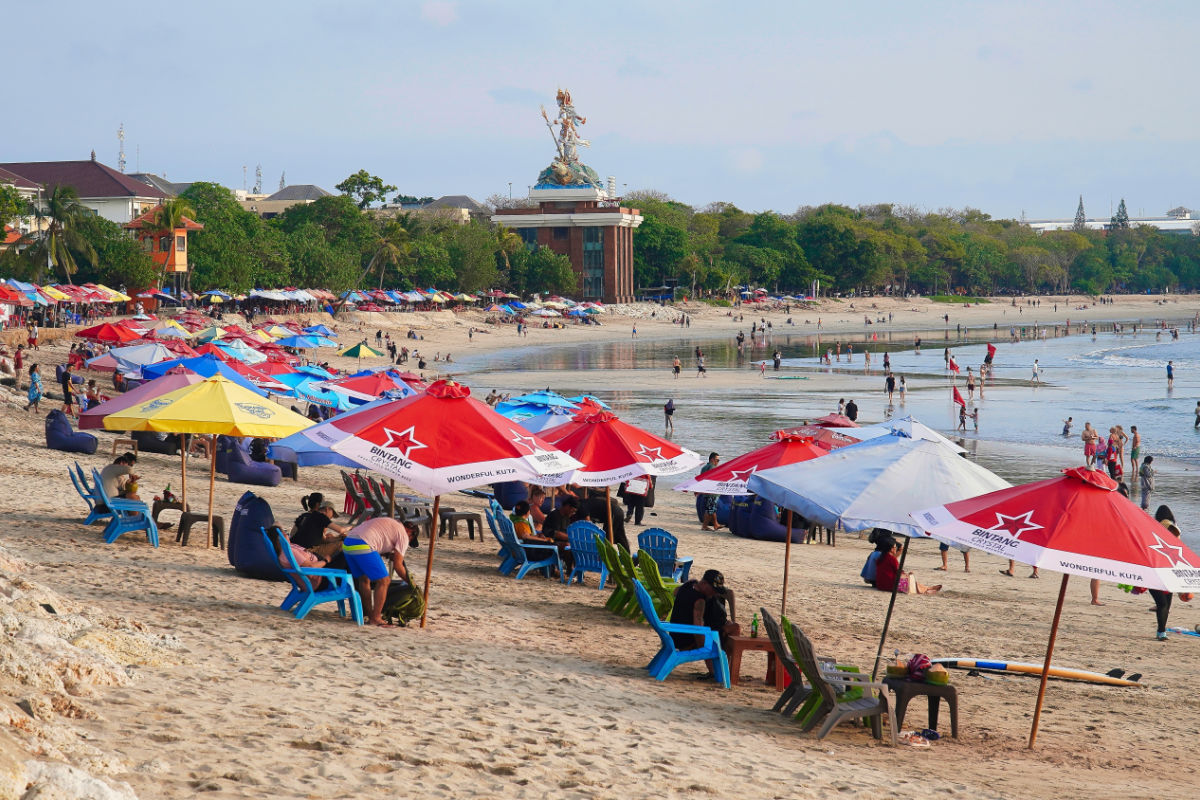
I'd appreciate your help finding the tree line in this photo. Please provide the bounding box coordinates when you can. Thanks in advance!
[627,191,1200,296]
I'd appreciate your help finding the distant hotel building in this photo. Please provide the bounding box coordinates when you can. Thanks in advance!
[1026,206,1198,235]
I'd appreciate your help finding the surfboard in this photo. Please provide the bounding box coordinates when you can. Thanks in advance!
[933,658,1142,687]
[767,376,808,380]
[1166,627,1200,639]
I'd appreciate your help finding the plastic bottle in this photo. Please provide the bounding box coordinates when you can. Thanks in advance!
[750,613,759,638]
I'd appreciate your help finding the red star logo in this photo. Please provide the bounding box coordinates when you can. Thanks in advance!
[635,443,665,462]
[728,467,757,482]
[1149,533,1193,568]
[987,511,1043,538]
[509,428,544,455]
[381,426,427,460]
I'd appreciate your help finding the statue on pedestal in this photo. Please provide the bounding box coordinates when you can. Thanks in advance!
[537,89,603,188]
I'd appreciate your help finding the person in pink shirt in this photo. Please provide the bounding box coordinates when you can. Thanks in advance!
[342,517,412,627]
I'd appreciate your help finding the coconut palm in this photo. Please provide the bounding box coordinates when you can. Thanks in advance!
[362,219,412,289]
[494,223,523,281]
[138,198,197,291]
[27,185,96,283]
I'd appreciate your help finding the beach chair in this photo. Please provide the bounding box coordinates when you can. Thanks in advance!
[596,537,644,620]
[789,623,895,745]
[352,473,384,519]
[484,507,518,575]
[90,468,158,547]
[565,521,608,588]
[636,528,693,582]
[366,476,395,518]
[634,549,677,621]
[70,463,113,527]
[760,608,811,715]
[261,527,362,625]
[340,471,369,525]
[495,513,561,580]
[631,579,730,689]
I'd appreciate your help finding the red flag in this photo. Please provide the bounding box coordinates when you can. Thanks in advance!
[986,343,997,358]
[952,387,966,407]
[949,357,960,374]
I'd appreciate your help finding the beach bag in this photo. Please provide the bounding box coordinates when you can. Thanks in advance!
[907,653,932,681]
[381,582,425,627]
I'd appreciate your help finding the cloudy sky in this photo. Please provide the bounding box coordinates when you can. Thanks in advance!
[5,1,1197,219]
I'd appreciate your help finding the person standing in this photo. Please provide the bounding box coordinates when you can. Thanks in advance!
[772,350,781,371]
[27,322,38,351]
[696,354,707,377]
[672,356,681,379]
[1130,426,1141,471]
[1062,417,1073,436]
[966,367,975,400]
[1139,456,1155,511]
[1081,422,1098,468]
[958,404,967,432]
[698,453,722,531]
[60,363,77,417]
[885,372,896,404]
[844,399,858,422]
[1031,359,1041,385]
[1166,360,1174,388]
[1194,402,1200,429]
[898,376,907,403]
[663,398,675,433]
[24,364,42,413]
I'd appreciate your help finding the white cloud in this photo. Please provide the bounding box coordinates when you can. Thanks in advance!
[420,1,458,26]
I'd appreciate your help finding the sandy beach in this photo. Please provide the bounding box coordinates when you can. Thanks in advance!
[1,294,1198,799]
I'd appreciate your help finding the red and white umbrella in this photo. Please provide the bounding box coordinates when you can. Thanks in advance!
[911,466,1200,748]
[811,413,859,428]
[322,371,417,403]
[305,379,583,627]
[770,425,860,451]
[541,410,703,487]
[675,433,828,496]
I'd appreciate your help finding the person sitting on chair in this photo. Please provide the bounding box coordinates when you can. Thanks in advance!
[669,569,740,679]
[100,452,140,504]
[291,492,352,563]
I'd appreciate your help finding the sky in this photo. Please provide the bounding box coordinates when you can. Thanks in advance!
[5,1,1199,220]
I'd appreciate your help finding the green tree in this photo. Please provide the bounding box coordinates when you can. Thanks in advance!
[286,222,358,291]
[493,224,524,285]
[409,237,453,287]
[523,247,578,295]
[182,182,265,292]
[0,184,23,231]
[1111,198,1130,230]
[359,219,412,289]
[1073,196,1087,232]
[70,214,158,290]
[25,185,96,282]
[445,221,500,291]
[336,170,397,209]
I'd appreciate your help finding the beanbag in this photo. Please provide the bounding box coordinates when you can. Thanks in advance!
[132,430,179,455]
[45,410,97,454]
[492,480,529,511]
[746,495,803,542]
[228,491,283,579]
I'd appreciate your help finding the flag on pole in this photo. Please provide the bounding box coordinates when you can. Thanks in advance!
[948,357,960,374]
[952,387,966,407]
[985,342,997,363]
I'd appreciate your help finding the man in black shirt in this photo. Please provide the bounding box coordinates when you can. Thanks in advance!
[669,570,740,677]
[291,500,350,562]
[542,497,577,543]
[844,399,858,422]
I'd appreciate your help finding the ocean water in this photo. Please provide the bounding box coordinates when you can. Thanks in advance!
[457,326,1200,548]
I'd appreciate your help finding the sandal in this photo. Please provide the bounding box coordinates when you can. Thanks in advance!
[999,569,1013,577]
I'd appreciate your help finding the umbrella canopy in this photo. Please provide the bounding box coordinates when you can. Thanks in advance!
[516,407,576,435]
[567,394,609,409]
[852,415,966,454]
[216,339,267,365]
[268,396,395,467]
[193,343,233,362]
[86,342,174,375]
[323,372,415,403]
[507,390,577,409]
[193,326,226,343]
[541,410,704,486]
[747,435,1010,537]
[339,342,385,359]
[79,369,205,430]
[103,375,314,437]
[911,466,1200,749]
[306,379,583,497]
[75,322,141,344]
[770,425,861,451]
[912,467,1200,593]
[302,324,337,337]
[141,356,268,396]
[675,433,828,495]
[274,335,324,349]
[811,413,859,428]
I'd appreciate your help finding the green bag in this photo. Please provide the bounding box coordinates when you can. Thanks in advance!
[381,581,425,627]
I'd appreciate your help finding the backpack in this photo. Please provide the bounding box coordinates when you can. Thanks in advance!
[382,582,425,627]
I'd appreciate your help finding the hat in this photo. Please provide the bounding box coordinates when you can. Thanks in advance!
[318,501,339,517]
[701,569,726,595]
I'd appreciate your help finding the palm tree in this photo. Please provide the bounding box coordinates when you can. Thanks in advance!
[493,223,523,281]
[28,185,96,283]
[358,218,413,290]
[139,197,197,292]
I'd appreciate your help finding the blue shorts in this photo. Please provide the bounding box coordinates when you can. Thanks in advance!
[341,538,388,581]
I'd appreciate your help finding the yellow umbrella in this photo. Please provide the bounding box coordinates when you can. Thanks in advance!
[103,376,313,544]
[265,324,297,339]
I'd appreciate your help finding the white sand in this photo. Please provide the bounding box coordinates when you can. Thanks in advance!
[0,295,1196,798]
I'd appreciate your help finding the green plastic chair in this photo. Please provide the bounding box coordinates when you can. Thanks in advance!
[635,550,676,621]
[780,616,863,726]
[613,545,650,621]
[596,536,641,620]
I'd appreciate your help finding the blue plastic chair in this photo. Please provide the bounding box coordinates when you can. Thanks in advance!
[631,579,730,688]
[637,528,693,582]
[90,468,158,547]
[565,521,609,588]
[484,506,518,575]
[70,463,113,527]
[495,513,561,580]
[261,527,363,625]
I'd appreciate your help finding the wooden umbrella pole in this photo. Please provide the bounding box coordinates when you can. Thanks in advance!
[388,479,395,518]
[871,535,909,682]
[1030,573,1070,748]
[780,510,793,616]
[206,434,216,549]
[605,486,614,544]
[180,434,188,511]
[419,494,440,629]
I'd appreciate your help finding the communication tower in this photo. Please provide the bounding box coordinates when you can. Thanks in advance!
[254,164,263,194]
[117,123,126,173]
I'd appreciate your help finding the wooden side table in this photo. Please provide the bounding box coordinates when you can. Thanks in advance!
[727,635,782,688]
[112,437,137,457]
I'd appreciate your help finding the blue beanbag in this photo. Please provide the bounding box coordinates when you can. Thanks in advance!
[45,410,97,454]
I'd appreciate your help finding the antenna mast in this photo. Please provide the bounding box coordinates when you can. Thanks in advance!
[117,123,126,173]
[254,164,263,194]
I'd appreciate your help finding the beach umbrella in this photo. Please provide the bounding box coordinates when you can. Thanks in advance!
[811,413,859,428]
[85,342,174,375]
[75,322,141,344]
[193,343,233,362]
[141,356,268,396]
[154,338,201,358]
[541,410,703,542]
[674,433,828,496]
[748,435,1010,669]
[515,406,576,435]
[770,425,860,451]
[268,396,396,467]
[322,372,416,403]
[302,324,337,337]
[911,466,1200,748]
[339,342,385,361]
[851,415,966,454]
[567,394,609,409]
[304,379,584,626]
[193,326,226,343]
[104,376,312,538]
[215,339,267,365]
[274,335,323,350]
[80,368,204,430]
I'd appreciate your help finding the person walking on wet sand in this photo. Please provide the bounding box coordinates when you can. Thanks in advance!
[1139,456,1155,511]
[1031,359,1041,385]
[672,356,681,379]
[664,398,675,433]
[885,372,896,404]
[1167,360,1174,388]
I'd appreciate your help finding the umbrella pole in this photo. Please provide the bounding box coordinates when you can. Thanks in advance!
[419,494,440,629]
[1029,573,1070,748]
[206,434,216,549]
[605,486,614,544]
[388,479,395,518]
[781,510,793,616]
[180,435,188,511]
[871,535,909,682]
